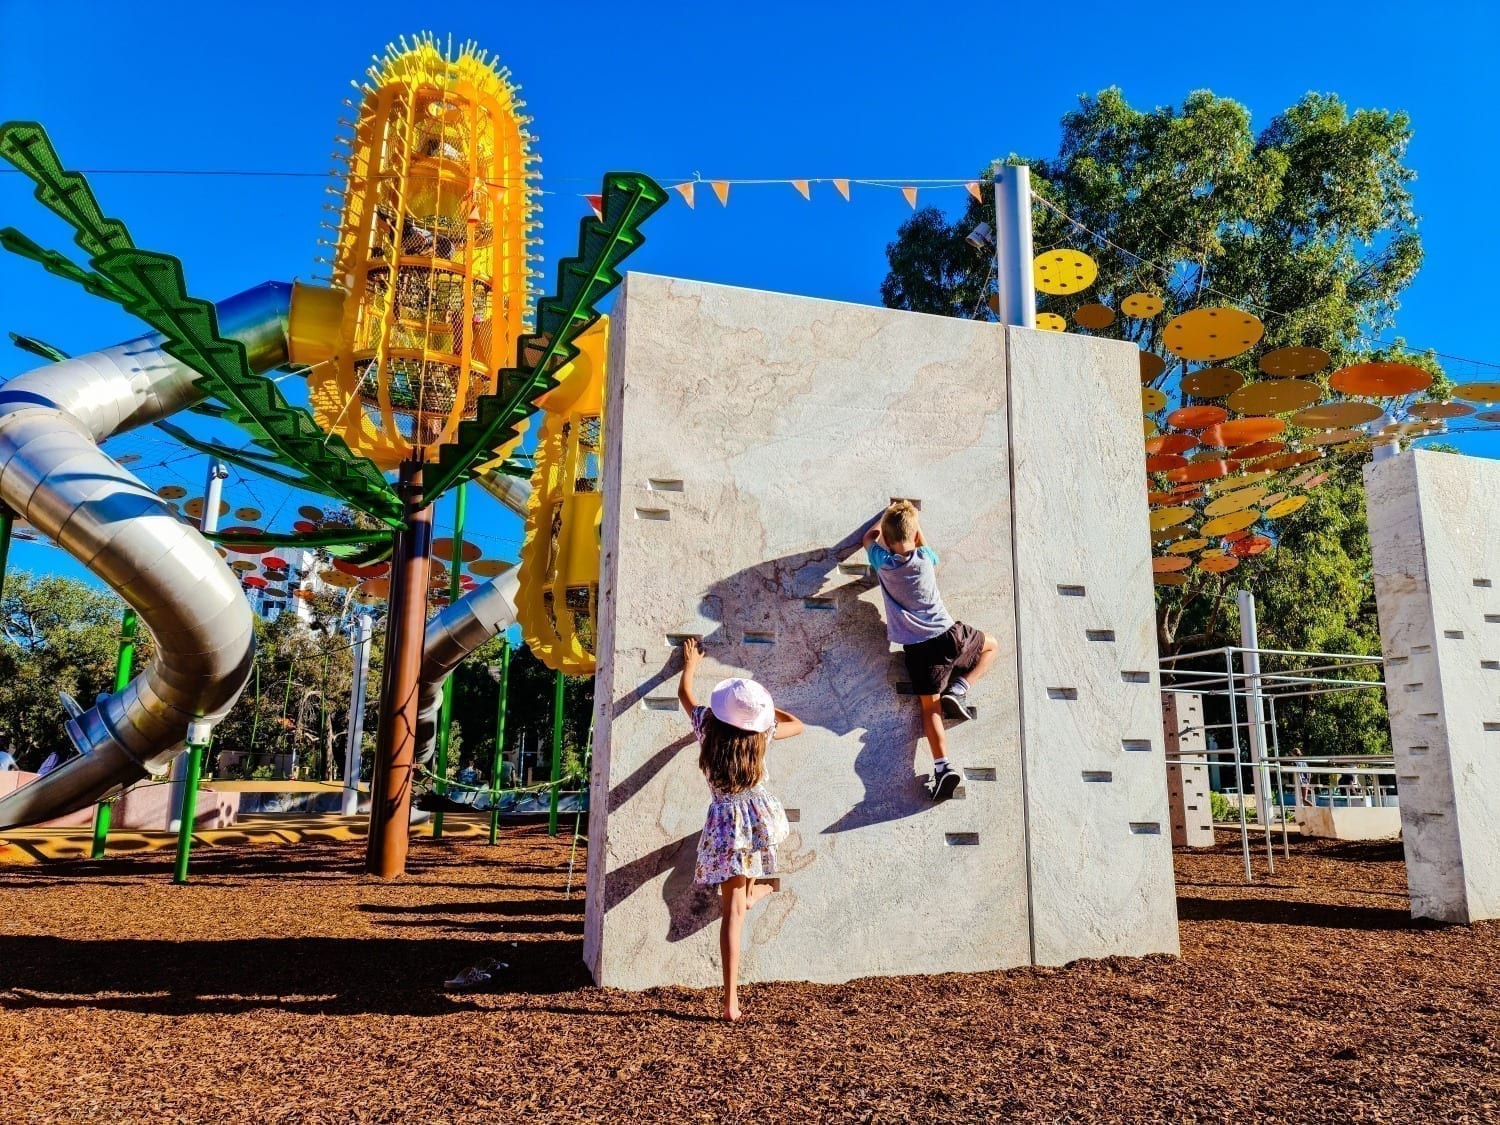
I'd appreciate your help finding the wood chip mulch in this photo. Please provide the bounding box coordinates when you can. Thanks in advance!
[0,825,1496,1123]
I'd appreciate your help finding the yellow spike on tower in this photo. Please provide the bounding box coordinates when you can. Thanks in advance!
[308,35,538,470]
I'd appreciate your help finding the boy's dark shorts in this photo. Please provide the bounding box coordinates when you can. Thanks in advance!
[904,621,986,696]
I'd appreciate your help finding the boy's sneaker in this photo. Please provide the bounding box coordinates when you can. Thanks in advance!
[940,683,974,724]
[928,766,961,802]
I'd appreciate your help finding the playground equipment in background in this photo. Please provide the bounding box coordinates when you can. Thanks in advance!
[0,32,669,872]
[517,317,608,673]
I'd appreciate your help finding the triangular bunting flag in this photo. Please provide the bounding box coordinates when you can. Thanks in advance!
[833,178,850,201]
[674,181,695,208]
[966,182,982,202]
[711,180,730,206]
[902,185,918,209]
[584,194,603,219]
[792,180,811,200]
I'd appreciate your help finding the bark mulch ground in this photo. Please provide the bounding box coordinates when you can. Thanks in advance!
[0,825,1496,1123]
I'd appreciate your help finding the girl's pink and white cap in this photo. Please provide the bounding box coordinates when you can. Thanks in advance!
[709,678,776,733]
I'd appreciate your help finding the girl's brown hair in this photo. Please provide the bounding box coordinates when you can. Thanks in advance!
[699,713,768,793]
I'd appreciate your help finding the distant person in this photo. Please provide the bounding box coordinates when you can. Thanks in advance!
[678,637,803,1022]
[863,500,998,800]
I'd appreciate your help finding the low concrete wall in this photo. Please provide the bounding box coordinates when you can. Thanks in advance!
[1297,805,1402,841]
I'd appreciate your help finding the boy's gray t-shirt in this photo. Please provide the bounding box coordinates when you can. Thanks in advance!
[867,543,954,645]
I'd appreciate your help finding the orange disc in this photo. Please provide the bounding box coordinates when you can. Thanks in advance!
[1153,555,1192,573]
[1230,440,1285,461]
[1156,571,1190,586]
[433,537,484,563]
[1330,362,1432,397]
[1148,490,1177,505]
[1145,453,1189,473]
[1409,400,1475,420]
[1165,460,1238,484]
[468,559,513,579]
[361,577,391,599]
[1146,434,1199,456]
[1217,417,1286,446]
[1198,555,1240,574]
[1074,303,1115,329]
[1302,428,1360,447]
[1251,449,1323,472]
[1170,486,1205,503]
[1291,401,1383,428]
[1139,351,1167,382]
[1230,535,1273,558]
[1166,405,1229,431]
[1181,367,1244,398]
[1258,347,1331,378]
[1223,529,1251,543]
[1226,379,1321,415]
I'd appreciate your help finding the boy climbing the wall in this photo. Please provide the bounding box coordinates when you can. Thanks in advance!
[863,500,998,801]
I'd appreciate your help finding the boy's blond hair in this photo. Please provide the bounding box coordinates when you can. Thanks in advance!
[880,500,921,546]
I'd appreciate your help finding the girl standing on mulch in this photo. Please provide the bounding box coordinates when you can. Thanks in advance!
[677,637,804,1022]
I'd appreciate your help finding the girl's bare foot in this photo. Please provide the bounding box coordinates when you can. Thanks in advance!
[723,1003,742,1022]
[746,881,774,909]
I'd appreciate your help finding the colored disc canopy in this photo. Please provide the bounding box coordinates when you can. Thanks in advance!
[1199,555,1239,574]
[1142,388,1167,413]
[1330,362,1432,397]
[1162,307,1265,362]
[1146,434,1198,456]
[1453,381,1500,404]
[1167,537,1210,555]
[1036,312,1067,332]
[1201,508,1260,537]
[1150,506,1195,531]
[1258,347,1331,378]
[1155,571,1190,586]
[1291,401,1383,428]
[1145,453,1188,473]
[298,505,325,522]
[234,507,262,522]
[1302,428,1361,447]
[1033,250,1098,295]
[1074,304,1115,329]
[1121,292,1164,318]
[1152,555,1191,573]
[1216,417,1286,447]
[1204,486,1267,518]
[1229,440,1284,461]
[1166,405,1229,431]
[1263,495,1309,520]
[1165,460,1238,484]
[1409,400,1475,420]
[184,497,230,520]
[1226,379,1321,415]
[1180,368,1244,398]
[433,537,483,563]
[1139,351,1167,382]
[156,484,187,500]
[467,559,513,579]
[1230,535,1273,558]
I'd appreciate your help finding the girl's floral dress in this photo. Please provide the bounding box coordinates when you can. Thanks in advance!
[690,706,790,886]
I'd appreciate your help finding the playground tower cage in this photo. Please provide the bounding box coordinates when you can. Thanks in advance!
[313,35,540,467]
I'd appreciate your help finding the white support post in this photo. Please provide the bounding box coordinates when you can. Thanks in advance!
[341,613,374,816]
[993,164,1036,329]
[1237,590,1275,847]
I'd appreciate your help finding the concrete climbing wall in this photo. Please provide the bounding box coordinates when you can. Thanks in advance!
[1161,692,1215,849]
[1367,450,1500,924]
[585,274,1177,989]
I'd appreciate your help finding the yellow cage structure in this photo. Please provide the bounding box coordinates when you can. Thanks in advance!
[517,318,608,673]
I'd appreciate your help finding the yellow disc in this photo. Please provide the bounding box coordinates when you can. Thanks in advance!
[1291,401,1383,428]
[156,484,187,500]
[183,497,228,520]
[468,559,514,579]
[1140,351,1167,382]
[1409,400,1475,420]
[1036,311,1067,332]
[1264,495,1309,520]
[1258,347,1331,378]
[1202,509,1261,537]
[1226,379,1321,415]
[234,507,262,522]
[1167,537,1210,555]
[1033,249,1098,295]
[1121,292,1164,318]
[1142,387,1167,413]
[1199,555,1240,574]
[1155,571,1190,586]
[1204,486,1266,517]
[1074,303,1115,329]
[1302,428,1360,447]
[1454,381,1500,404]
[1162,307,1265,363]
[1181,367,1244,398]
[1149,505,1194,531]
[1201,547,1226,559]
[320,569,360,588]
[1216,470,1278,492]
[1143,417,1158,437]
[1153,555,1192,573]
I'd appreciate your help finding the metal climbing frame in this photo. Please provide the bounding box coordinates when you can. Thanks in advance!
[1159,645,1389,882]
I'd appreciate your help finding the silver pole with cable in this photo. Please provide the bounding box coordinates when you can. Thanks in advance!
[993,164,1036,328]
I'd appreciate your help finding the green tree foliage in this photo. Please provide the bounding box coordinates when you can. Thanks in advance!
[881,87,1430,759]
[0,571,150,767]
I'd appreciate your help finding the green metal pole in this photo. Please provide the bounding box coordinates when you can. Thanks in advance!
[90,608,138,859]
[433,482,467,839]
[488,637,511,846]
[549,669,565,836]
[172,732,208,885]
[0,505,13,606]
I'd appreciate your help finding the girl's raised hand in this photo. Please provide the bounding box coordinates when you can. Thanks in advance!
[681,636,703,672]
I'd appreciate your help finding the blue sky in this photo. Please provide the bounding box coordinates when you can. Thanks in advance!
[1,0,1496,587]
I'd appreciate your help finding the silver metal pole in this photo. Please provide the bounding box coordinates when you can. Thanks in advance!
[341,613,373,817]
[1225,646,1252,881]
[993,164,1036,329]
[168,456,229,831]
[1237,591,1274,838]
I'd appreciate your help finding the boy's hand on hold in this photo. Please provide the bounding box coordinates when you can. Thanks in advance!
[862,526,881,548]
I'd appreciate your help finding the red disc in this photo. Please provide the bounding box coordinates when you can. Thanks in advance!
[1145,434,1198,456]
[1229,440,1285,461]
[293,520,318,533]
[242,575,268,589]
[1165,459,1240,484]
[1146,454,1189,473]
[1230,535,1273,558]
[263,556,289,570]
[1223,529,1251,543]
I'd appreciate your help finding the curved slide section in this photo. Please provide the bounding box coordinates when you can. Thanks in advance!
[414,569,522,767]
[0,283,294,828]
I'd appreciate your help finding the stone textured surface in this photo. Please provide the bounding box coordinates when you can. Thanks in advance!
[1367,450,1500,923]
[586,275,1176,988]
[1162,692,1215,848]
[1007,328,1179,964]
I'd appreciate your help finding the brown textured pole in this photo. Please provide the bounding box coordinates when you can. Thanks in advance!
[365,461,433,877]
